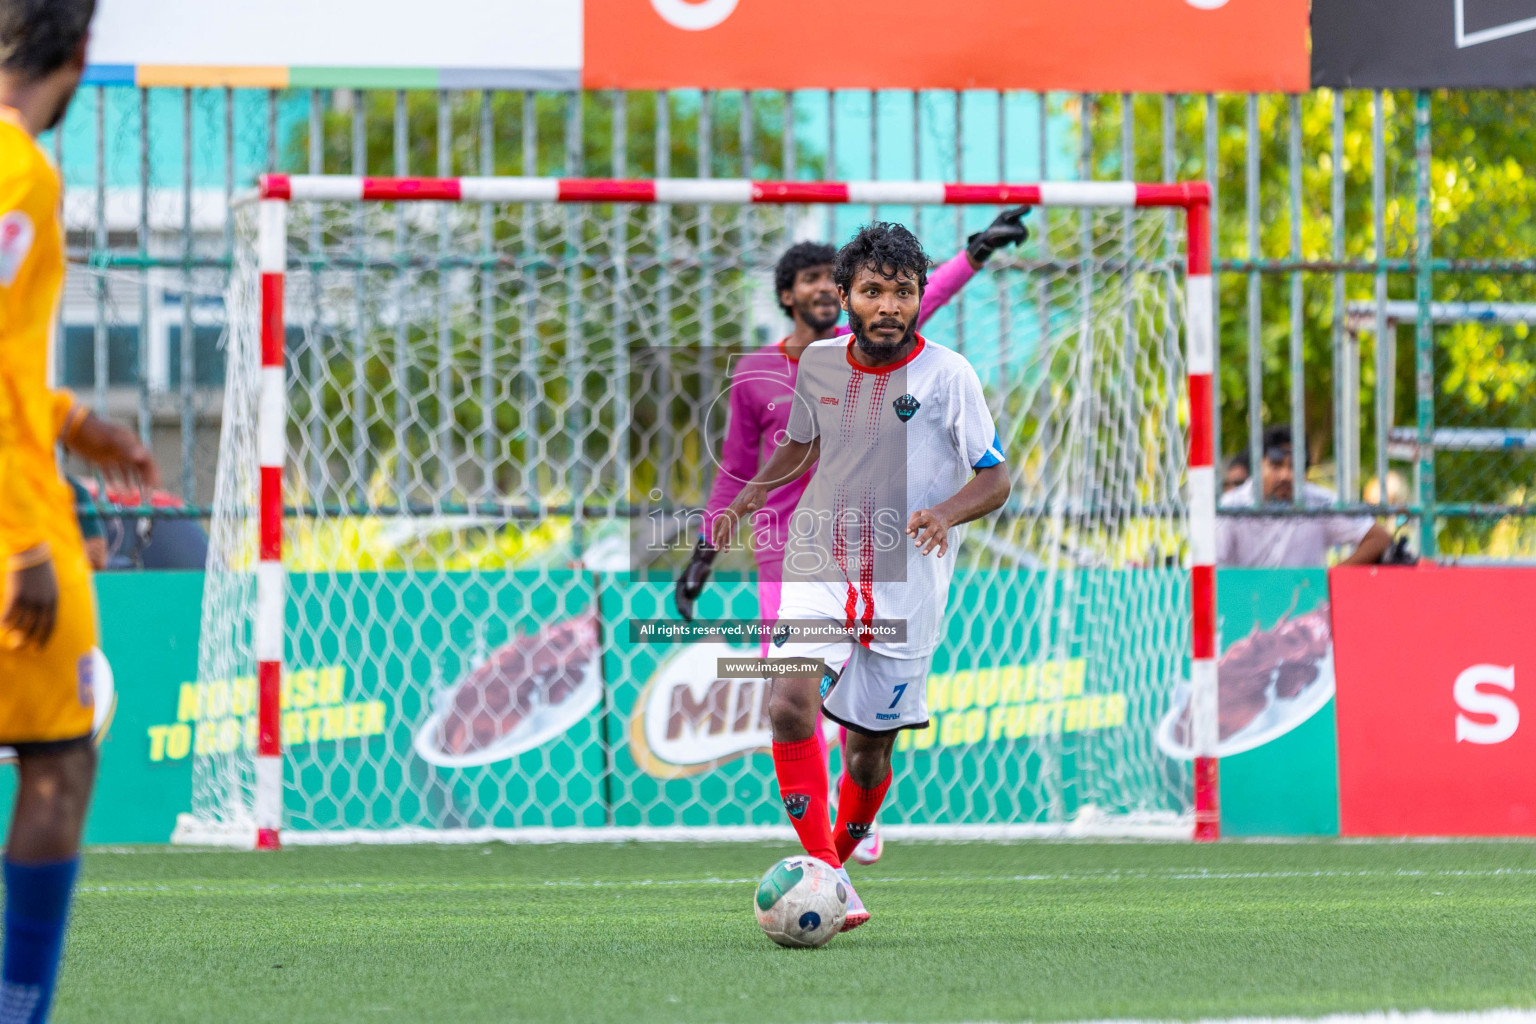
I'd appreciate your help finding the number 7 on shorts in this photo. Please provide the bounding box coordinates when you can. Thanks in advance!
[888,682,908,709]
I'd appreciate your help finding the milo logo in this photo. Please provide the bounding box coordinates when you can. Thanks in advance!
[629,641,773,778]
[629,641,837,779]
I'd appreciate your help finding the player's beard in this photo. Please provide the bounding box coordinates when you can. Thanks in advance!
[794,295,842,333]
[847,308,917,361]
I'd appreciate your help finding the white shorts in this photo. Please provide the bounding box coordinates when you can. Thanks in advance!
[773,580,933,733]
[778,630,931,735]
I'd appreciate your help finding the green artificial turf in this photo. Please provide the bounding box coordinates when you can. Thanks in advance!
[51,840,1536,1023]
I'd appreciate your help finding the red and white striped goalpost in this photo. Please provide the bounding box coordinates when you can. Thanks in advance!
[252,174,1218,849]
[255,192,287,851]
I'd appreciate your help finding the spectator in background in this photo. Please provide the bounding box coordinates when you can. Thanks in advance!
[1223,450,1251,494]
[67,476,107,570]
[103,510,208,571]
[70,478,210,570]
[1217,425,1393,568]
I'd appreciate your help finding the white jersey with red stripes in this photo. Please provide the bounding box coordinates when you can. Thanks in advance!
[778,334,1004,660]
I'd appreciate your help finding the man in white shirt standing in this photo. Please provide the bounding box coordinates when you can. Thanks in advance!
[1218,426,1392,568]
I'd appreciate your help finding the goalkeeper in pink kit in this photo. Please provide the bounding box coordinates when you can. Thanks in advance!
[674,210,1028,864]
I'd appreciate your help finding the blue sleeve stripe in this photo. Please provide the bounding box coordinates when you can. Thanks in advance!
[973,430,1005,469]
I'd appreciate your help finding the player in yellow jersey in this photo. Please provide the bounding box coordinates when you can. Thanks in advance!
[0,2,159,1020]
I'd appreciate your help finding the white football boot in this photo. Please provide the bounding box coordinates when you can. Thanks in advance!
[834,866,870,932]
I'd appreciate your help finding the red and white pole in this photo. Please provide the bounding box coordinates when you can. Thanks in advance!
[1184,196,1220,842]
[251,173,1217,843]
[255,191,287,851]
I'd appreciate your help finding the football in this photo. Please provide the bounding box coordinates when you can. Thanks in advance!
[753,856,848,948]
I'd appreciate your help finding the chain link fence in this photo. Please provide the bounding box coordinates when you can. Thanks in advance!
[49,86,1536,560]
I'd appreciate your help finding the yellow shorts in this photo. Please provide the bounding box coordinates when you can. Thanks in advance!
[0,550,98,746]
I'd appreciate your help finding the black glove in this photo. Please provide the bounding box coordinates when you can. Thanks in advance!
[966,207,1032,264]
[1379,533,1418,566]
[674,537,718,621]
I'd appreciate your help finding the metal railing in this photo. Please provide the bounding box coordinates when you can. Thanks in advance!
[50,86,1536,559]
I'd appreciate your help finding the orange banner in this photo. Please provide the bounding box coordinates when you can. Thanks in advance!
[583,0,1309,93]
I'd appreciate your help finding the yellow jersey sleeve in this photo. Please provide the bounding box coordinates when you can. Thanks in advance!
[0,114,76,566]
[50,386,83,441]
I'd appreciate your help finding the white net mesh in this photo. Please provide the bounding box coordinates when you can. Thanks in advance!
[188,190,1191,842]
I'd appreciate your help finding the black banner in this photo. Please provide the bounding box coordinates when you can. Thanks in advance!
[1314,0,1536,88]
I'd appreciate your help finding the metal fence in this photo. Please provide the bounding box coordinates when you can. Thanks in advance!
[51,86,1536,560]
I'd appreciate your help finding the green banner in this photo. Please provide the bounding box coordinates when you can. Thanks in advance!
[602,575,777,827]
[2,571,606,842]
[605,568,1186,827]
[0,567,1341,843]
[278,571,606,831]
[1215,568,1340,836]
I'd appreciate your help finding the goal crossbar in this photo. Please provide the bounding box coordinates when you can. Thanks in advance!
[246,174,1218,850]
[258,173,1209,209]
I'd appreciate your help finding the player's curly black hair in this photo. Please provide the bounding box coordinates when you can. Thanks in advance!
[0,0,95,79]
[773,241,837,317]
[832,222,929,296]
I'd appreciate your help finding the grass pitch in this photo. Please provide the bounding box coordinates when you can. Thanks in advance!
[57,840,1536,1023]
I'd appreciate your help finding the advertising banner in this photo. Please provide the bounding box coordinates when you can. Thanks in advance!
[601,576,783,827]
[0,566,1346,845]
[603,568,1186,829]
[86,0,582,87]
[0,570,608,843]
[125,571,605,837]
[1211,569,1339,836]
[280,570,607,832]
[1332,566,1536,836]
[584,0,1309,93]
[1313,0,1536,88]
[82,0,1308,92]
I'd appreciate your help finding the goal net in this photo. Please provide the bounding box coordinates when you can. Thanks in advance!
[183,175,1215,847]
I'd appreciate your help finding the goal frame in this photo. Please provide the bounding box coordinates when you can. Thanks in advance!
[249,173,1218,850]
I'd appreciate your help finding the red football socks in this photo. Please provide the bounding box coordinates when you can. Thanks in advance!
[833,769,891,866]
[772,737,839,867]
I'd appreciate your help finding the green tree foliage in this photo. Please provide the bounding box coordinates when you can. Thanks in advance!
[283,89,1536,556]
[306,90,801,180]
[1092,90,1536,552]
[280,91,818,569]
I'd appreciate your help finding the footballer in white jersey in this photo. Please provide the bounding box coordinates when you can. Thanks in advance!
[777,334,1005,674]
[713,221,1012,931]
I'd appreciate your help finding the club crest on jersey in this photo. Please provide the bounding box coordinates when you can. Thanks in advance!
[893,394,920,422]
[76,652,94,708]
[0,211,35,287]
[772,626,789,648]
[782,793,811,819]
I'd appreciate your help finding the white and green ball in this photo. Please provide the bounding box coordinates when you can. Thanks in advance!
[754,856,848,948]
